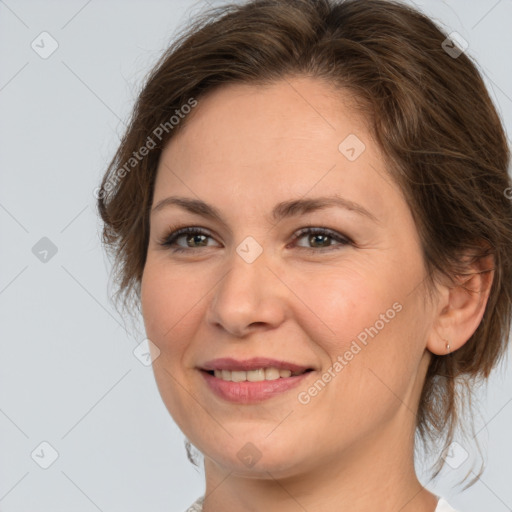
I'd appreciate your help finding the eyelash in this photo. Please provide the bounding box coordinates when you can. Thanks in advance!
[158,225,352,254]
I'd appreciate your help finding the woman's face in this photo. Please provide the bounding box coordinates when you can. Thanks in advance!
[141,77,437,477]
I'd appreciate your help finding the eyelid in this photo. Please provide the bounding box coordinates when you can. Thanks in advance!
[292,226,353,247]
[157,225,218,249]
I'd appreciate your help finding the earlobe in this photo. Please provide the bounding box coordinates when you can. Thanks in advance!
[426,254,495,356]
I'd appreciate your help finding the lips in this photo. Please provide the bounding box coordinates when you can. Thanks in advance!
[199,357,313,374]
[198,357,316,403]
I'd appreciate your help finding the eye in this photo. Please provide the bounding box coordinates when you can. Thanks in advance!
[158,225,352,254]
[158,226,218,253]
[291,227,352,252]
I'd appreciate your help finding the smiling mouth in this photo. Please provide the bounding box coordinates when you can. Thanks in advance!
[203,367,314,382]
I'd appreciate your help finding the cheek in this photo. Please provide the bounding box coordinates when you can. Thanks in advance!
[296,262,398,351]
[299,262,424,402]
[140,260,200,355]
[140,261,204,428]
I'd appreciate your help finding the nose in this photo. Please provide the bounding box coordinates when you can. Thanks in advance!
[205,243,288,337]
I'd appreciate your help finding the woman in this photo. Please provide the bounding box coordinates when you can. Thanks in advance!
[97,0,512,511]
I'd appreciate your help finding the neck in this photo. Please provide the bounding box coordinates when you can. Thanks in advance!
[200,407,438,512]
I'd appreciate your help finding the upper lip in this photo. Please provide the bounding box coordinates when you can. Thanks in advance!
[199,357,313,373]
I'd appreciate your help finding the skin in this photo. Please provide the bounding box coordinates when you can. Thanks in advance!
[140,76,493,512]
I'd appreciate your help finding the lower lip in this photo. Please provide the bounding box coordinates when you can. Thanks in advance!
[200,370,313,403]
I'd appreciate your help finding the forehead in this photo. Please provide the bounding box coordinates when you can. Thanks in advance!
[165,76,370,161]
[153,77,398,221]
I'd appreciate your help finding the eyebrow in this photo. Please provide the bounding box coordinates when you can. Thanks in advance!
[151,194,378,224]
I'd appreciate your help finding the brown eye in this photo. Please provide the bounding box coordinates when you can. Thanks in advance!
[293,227,352,252]
[160,227,219,253]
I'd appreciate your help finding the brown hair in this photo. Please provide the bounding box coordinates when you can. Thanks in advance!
[97,0,512,485]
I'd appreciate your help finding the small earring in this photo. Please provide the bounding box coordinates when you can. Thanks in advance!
[445,341,451,354]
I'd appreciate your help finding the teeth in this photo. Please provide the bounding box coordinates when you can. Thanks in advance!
[213,367,295,382]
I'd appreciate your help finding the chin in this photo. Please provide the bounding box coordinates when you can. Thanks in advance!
[200,436,312,479]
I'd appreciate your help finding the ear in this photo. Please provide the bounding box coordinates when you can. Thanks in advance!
[427,252,495,356]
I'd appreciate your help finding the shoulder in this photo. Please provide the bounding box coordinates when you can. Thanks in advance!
[436,497,460,512]
[184,495,204,512]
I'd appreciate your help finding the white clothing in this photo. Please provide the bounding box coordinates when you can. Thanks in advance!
[184,495,460,511]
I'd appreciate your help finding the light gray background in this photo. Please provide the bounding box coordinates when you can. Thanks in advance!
[0,1,511,511]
